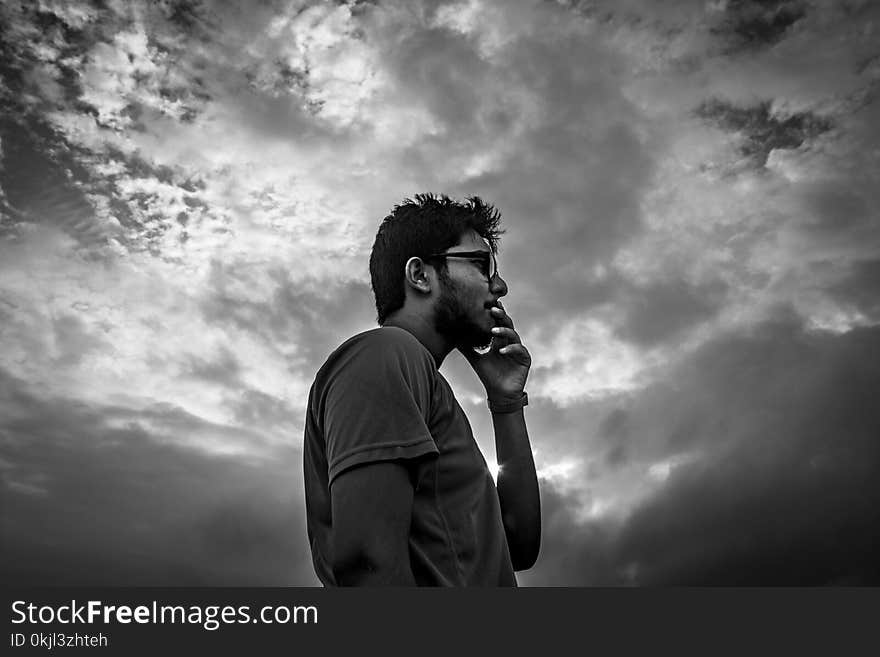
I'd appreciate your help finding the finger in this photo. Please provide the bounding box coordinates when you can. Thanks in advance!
[498,343,530,360]
[490,305,514,329]
[490,326,521,344]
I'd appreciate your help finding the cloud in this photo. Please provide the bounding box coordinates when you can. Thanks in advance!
[521,317,880,585]
[199,260,377,377]
[0,368,317,585]
[0,113,116,251]
[695,98,831,169]
[615,276,728,346]
[827,258,880,322]
[712,0,808,52]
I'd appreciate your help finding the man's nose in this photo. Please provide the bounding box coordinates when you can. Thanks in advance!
[491,273,508,297]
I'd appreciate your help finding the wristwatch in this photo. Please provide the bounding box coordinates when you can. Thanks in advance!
[487,392,529,414]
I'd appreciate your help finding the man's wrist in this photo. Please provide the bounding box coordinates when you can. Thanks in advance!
[487,391,528,414]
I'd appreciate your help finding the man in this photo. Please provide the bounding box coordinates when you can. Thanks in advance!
[303,194,540,586]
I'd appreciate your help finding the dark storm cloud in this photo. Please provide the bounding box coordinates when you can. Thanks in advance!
[569,0,812,55]
[695,99,832,168]
[522,317,880,585]
[560,0,808,51]
[712,0,808,51]
[0,368,316,585]
[615,277,728,347]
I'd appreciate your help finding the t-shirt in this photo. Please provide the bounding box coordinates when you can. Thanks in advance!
[303,326,516,586]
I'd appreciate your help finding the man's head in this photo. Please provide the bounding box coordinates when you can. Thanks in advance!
[370,193,505,321]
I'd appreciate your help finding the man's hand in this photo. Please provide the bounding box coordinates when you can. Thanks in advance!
[459,301,531,401]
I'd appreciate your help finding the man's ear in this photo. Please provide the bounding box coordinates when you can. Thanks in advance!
[404,256,432,294]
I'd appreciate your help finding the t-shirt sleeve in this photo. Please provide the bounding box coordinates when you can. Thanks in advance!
[321,331,439,484]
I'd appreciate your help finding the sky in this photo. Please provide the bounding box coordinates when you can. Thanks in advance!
[1,0,879,586]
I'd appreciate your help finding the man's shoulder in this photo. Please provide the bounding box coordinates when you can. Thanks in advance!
[337,325,428,357]
[316,326,434,380]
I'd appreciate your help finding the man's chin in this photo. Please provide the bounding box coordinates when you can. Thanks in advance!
[433,297,493,351]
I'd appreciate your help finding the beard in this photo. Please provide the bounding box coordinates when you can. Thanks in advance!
[433,275,492,351]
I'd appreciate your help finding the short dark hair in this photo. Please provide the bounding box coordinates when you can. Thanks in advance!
[369,194,504,324]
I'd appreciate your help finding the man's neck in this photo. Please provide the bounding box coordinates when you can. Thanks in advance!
[382,311,453,368]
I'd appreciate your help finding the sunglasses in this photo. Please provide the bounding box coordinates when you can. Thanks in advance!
[425,250,498,281]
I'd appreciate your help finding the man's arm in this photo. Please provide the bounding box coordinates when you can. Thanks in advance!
[330,461,416,585]
[493,408,541,571]
[459,301,541,572]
